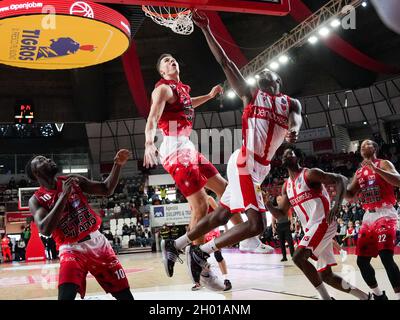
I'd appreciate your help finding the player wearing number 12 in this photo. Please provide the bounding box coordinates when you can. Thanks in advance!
[26,150,134,300]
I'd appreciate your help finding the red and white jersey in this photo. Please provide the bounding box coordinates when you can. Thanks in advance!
[34,176,102,247]
[242,90,291,165]
[156,78,194,137]
[355,159,396,211]
[285,168,331,229]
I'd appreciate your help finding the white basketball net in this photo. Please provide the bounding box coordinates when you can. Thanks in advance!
[142,6,194,35]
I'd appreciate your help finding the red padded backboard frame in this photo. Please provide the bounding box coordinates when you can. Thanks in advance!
[94,0,291,16]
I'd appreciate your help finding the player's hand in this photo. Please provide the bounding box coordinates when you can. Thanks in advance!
[263,191,274,209]
[192,10,209,28]
[114,149,131,166]
[209,85,223,99]
[327,205,341,224]
[62,177,79,196]
[362,159,377,172]
[285,130,298,143]
[143,143,160,168]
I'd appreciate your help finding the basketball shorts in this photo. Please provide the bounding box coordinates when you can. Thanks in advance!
[58,230,130,298]
[298,221,337,272]
[160,136,218,197]
[220,148,270,213]
[356,206,397,257]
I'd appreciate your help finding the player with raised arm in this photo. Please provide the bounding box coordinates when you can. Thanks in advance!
[162,10,302,289]
[27,150,134,300]
[265,147,369,300]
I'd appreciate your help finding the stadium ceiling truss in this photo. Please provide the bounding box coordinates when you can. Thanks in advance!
[86,76,400,163]
[225,0,363,87]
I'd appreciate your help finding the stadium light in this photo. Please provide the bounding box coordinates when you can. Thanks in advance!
[330,19,341,28]
[246,77,256,86]
[269,62,280,70]
[227,90,236,99]
[278,55,289,64]
[361,1,367,7]
[318,27,330,37]
[308,35,319,44]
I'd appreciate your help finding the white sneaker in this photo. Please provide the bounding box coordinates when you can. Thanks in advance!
[240,238,274,254]
[252,243,274,253]
[239,237,262,251]
[340,249,348,262]
[199,264,225,291]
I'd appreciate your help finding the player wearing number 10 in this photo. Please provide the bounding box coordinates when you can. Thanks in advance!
[26,149,134,300]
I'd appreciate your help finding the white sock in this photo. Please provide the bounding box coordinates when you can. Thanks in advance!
[316,283,331,300]
[223,274,229,280]
[371,286,383,296]
[349,287,369,300]
[174,233,191,250]
[200,239,219,254]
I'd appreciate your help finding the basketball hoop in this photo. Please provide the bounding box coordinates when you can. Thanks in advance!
[142,5,194,35]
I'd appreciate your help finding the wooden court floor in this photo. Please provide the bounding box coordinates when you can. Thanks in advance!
[0,249,399,300]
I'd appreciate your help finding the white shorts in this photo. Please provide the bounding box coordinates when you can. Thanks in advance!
[220,149,270,213]
[299,222,337,272]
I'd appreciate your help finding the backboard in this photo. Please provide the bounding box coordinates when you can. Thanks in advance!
[18,187,39,211]
[95,0,291,16]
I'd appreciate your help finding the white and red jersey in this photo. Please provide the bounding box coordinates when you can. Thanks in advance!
[34,176,102,248]
[285,168,331,229]
[155,78,194,137]
[241,90,291,165]
[355,159,396,211]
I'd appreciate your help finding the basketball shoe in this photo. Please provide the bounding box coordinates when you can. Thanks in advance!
[188,245,225,291]
[161,239,183,277]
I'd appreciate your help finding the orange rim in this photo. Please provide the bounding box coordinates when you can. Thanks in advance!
[142,5,191,19]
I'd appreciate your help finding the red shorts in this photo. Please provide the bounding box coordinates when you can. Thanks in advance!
[58,232,129,298]
[356,214,397,257]
[163,148,218,197]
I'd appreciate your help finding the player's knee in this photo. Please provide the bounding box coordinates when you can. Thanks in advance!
[292,251,306,266]
[357,256,369,269]
[58,283,79,300]
[379,250,396,269]
[214,250,224,263]
[214,208,230,226]
[320,269,333,282]
[111,288,134,300]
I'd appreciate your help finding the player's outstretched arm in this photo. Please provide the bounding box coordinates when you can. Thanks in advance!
[192,85,223,108]
[306,169,348,223]
[192,10,252,103]
[345,174,360,201]
[29,176,76,236]
[363,159,400,187]
[263,187,291,220]
[73,149,131,197]
[144,85,172,168]
[286,99,302,143]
